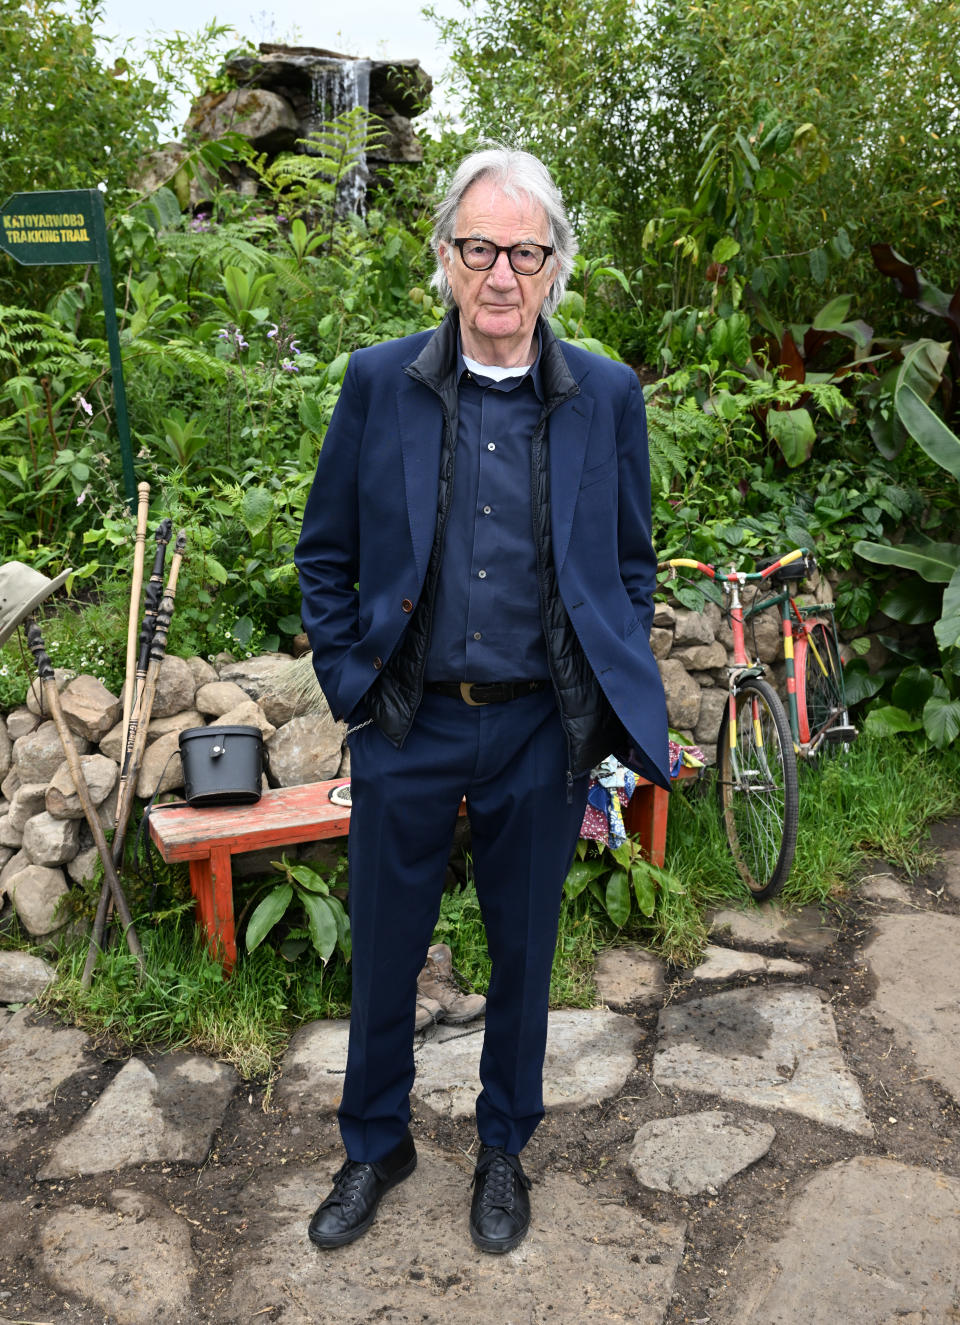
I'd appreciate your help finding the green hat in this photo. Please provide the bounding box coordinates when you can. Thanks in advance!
[0,561,72,648]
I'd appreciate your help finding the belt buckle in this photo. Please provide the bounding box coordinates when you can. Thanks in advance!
[459,681,487,707]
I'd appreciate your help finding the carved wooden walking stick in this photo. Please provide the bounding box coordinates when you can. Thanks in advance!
[25,620,145,979]
[83,529,186,987]
[121,482,151,748]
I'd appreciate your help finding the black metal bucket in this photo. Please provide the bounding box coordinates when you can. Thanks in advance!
[178,725,265,808]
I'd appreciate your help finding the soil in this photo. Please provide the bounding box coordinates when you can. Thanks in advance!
[2,818,959,1323]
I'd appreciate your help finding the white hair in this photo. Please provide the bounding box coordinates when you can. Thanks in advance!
[430,147,577,317]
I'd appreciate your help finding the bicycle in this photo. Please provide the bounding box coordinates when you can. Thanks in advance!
[659,550,806,900]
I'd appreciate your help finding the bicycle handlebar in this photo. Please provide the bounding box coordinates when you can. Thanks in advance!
[657,548,810,582]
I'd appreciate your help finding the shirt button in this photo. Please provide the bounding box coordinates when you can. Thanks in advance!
[482,505,492,515]
[473,632,482,640]
[373,656,383,670]
[478,570,487,579]
[401,598,413,612]
[487,442,496,451]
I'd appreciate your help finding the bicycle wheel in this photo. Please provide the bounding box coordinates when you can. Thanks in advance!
[796,620,849,751]
[716,676,799,900]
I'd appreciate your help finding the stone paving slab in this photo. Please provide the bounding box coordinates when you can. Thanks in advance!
[687,945,809,982]
[0,1006,92,1115]
[941,845,960,899]
[865,912,960,1102]
[39,1053,239,1178]
[221,1145,685,1324]
[712,1157,960,1323]
[593,946,666,1006]
[654,985,872,1135]
[0,949,56,1002]
[41,1188,197,1325]
[413,1008,641,1118]
[276,1018,350,1115]
[858,871,913,905]
[628,1110,776,1195]
[708,904,840,953]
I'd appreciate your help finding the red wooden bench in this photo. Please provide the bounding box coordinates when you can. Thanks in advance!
[149,768,697,974]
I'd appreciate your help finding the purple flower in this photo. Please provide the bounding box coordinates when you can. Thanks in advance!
[266,324,279,339]
[74,393,93,416]
[235,333,249,350]
[289,340,301,355]
[281,359,299,373]
[217,328,230,341]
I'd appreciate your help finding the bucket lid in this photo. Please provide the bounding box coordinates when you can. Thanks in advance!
[179,724,263,746]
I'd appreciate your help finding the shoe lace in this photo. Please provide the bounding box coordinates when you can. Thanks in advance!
[324,1159,373,1209]
[472,1148,531,1210]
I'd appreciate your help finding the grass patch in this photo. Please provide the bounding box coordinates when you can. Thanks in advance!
[14,733,960,1076]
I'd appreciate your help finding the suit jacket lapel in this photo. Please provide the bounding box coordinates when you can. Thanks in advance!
[397,379,445,583]
[550,395,594,570]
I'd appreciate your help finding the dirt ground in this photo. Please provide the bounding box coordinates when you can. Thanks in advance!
[2,817,959,1323]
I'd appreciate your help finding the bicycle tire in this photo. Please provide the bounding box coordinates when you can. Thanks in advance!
[716,676,799,900]
[795,620,848,751]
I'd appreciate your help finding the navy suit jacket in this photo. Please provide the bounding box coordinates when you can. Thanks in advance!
[295,318,671,788]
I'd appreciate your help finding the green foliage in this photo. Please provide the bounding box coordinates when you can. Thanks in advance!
[242,856,350,967]
[565,835,683,927]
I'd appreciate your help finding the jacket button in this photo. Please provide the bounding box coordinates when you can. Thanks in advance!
[401,598,413,613]
[373,656,383,670]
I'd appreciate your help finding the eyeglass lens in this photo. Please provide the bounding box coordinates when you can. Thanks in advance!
[458,240,549,274]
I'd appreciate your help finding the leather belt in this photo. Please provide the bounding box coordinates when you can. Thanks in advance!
[424,680,550,707]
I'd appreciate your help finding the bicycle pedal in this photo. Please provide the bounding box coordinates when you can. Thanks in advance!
[823,725,858,744]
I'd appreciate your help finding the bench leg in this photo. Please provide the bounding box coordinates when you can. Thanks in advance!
[189,846,237,975]
[623,783,670,868]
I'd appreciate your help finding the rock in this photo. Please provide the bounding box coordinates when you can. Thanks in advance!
[218,654,303,725]
[130,142,218,209]
[0,951,56,1003]
[187,87,299,151]
[42,1189,197,1324]
[593,946,666,1007]
[0,721,10,782]
[0,811,22,848]
[266,713,343,786]
[416,1008,641,1119]
[7,781,48,832]
[708,904,840,954]
[276,1019,351,1114]
[25,667,75,715]
[99,708,204,760]
[185,654,218,687]
[858,871,911,905]
[368,110,423,163]
[671,639,728,670]
[653,601,676,629]
[222,1148,684,1325]
[59,674,122,742]
[865,912,960,1101]
[22,811,80,866]
[673,608,715,645]
[39,1053,239,1178]
[0,1008,90,1112]
[694,686,729,745]
[687,944,810,980]
[0,848,29,893]
[194,680,250,716]
[67,845,100,886]
[135,730,184,799]
[210,698,277,740]
[6,705,39,741]
[943,845,960,900]
[649,626,673,660]
[0,764,20,799]
[0,844,11,873]
[654,985,872,1135]
[14,719,90,783]
[8,863,70,933]
[712,1157,960,1324]
[629,1110,776,1195]
[45,754,118,819]
[657,658,701,729]
[150,653,197,719]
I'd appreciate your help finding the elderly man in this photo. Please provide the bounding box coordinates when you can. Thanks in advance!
[295,147,669,1254]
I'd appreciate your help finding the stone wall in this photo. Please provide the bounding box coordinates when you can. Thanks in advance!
[0,654,346,939]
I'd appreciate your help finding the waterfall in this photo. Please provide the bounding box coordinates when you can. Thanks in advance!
[307,58,372,217]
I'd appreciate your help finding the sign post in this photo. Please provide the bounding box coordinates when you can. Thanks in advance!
[0,188,137,505]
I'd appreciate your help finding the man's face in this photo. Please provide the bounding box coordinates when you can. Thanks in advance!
[439,177,557,368]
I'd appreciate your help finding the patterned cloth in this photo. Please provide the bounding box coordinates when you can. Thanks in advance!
[580,745,705,848]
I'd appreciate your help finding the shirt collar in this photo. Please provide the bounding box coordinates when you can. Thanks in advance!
[457,331,544,401]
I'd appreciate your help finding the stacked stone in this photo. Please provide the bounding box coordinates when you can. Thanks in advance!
[652,569,840,763]
[0,655,346,941]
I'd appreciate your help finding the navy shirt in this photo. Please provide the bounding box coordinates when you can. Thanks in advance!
[424,342,550,682]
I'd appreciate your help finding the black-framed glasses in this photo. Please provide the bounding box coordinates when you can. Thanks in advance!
[452,238,554,275]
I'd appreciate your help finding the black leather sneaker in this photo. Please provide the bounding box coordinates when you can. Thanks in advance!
[308,1130,417,1248]
[469,1144,532,1253]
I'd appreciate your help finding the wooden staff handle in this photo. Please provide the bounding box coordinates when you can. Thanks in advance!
[121,482,151,745]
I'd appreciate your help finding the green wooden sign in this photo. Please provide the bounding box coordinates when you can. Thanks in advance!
[0,187,136,505]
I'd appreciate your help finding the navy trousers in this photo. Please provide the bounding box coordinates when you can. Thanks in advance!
[339,689,589,1162]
